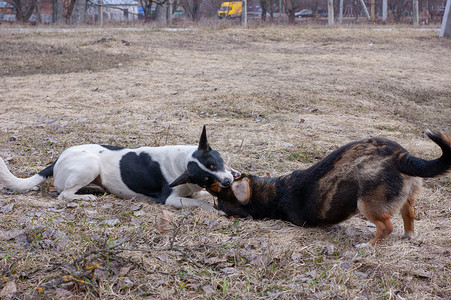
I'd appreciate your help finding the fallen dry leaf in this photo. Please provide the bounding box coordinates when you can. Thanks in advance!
[203,256,229,265]
[202,285,215,295]
[0,281,17,297]
[0,229,26,241]
[119,266,132,277]
[156,210,174,234]
[0,203,14,213]
[249,254,271,267]
[103,219,120,226]
[131,203,143,211]
[221,267,237,274]
[55,287,75,298]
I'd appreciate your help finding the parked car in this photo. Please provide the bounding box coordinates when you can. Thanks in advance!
[295,9,313,18]
[317,9,328,17]
[218,2,242,19]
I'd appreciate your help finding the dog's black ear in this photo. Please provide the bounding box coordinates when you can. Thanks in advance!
[231,178,251,205]
[169,171,191,187]
[198,125,212,152]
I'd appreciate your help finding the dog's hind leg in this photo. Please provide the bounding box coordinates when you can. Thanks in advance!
[368,215,394,245]
[400,180,421,239]
[54,154,101,201]
[358,190,394,245]
[360,202,394,245]
[400,198,415,239]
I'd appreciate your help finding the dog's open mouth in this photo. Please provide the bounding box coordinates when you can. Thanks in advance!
[232,169,241,179]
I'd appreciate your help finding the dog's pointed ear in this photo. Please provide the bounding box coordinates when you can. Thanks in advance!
[198,125,212,152]
[169,171,191,187]
[231,178,251,205]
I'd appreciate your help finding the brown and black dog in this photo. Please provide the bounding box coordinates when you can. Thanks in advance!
[208,130,451,245]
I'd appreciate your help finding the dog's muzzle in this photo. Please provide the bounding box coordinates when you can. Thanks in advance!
[220,178,232,188]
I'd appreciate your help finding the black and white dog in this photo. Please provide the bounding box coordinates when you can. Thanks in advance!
[0,126,240,209]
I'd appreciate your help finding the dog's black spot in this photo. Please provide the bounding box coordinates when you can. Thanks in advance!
[38,160,57,179]
[320,180,359,224]
[119,152,171,203]
[192,149,225,172]
[101,145,125,151]
[186,161,218,188]
[99,150,104,154]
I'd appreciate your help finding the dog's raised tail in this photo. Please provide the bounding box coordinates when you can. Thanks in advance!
[0,158,55,192]
[398,130,451,178]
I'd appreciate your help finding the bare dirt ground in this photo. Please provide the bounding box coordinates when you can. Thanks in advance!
[0,23,450,299]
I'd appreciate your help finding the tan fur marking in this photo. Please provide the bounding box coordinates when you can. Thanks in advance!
[398,152,408,159]
[231,178,251,205]
[358,184,388,217]
[208,181,221,194]
[440,133,451,146]
[317,144,392,219]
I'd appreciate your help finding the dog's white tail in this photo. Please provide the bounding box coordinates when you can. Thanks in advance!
[0,158,51,192]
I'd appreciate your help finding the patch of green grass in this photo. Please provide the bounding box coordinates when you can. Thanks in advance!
[286,148,315,163]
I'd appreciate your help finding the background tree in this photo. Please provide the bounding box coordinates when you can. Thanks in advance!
[203,0,221,18]
[388,0,410,21]
[153,1,166,21]
[137,0,155,22]
[284,0,301,22]
[35,0,40,22]
[72,0,86,24]
[171,0,182,16]
[52,0,63,23]
[181,0,203,21]
[260,0,269,21]
[64,0,77,22]
[6,0,35,22]
[137,0,175,23]
[259,0,278,22]
[268,0,277,19]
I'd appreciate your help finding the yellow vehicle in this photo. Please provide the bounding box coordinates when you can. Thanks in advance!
[218,2,242,19]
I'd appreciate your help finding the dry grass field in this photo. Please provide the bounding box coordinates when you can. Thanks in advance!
[0,24,450,299]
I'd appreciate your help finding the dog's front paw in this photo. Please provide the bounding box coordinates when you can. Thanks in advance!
[401,231,414,239]
[355,242,370,248]
[192,191,211,199]
[216,209,226,216]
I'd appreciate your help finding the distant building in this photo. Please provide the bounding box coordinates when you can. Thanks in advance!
[0,1,16,21]
[1,0,53,23]
[87,0,139,23]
